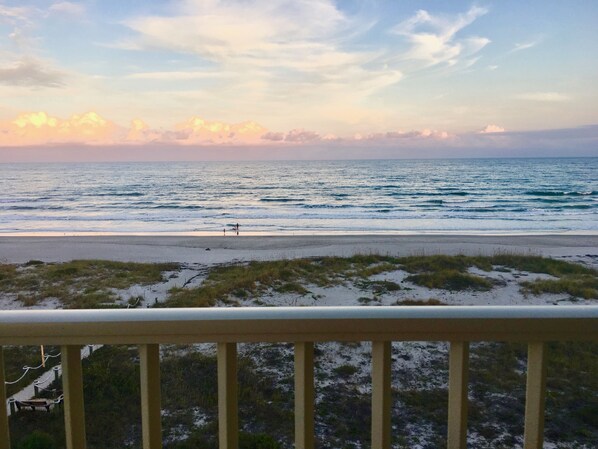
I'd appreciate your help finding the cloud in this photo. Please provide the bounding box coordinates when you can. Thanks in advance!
[283,129,321,143]
[479,124,505,134]
[0,5,32,24]
[123,0,350,67]
[125,71,227,81]
[1,111,596,160]
[261,132,285,142]
[391,5,489,68]
[357,129,451,142]
[48,1,85,17]
[0,111,119,145]
[515,92,571,102]
[117,0,402,126]
[0,58,66,87]
[510,39,541,54]
[174,116,268,144]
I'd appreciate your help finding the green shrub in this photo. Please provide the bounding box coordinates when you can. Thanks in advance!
[18,431,56,449]
[406,270,493,291]
[239,432,282,449]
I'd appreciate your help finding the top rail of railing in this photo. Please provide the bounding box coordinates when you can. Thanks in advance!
[1,306,597,345]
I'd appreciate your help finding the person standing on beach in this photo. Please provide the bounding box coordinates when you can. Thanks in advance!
[236,223,239,235]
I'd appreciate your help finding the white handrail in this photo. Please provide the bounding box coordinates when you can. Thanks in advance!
[0,306,597,449]
[0,306,597,345]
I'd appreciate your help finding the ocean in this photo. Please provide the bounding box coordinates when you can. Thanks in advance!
[0,158,596,235]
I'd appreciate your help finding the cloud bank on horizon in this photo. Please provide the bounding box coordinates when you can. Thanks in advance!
[0,0,597,159]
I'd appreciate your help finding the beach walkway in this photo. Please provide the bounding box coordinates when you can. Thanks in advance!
[6,345,101,416]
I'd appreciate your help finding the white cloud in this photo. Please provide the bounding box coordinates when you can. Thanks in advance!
[117,0,403,132]
[0,57,66,88]
[49,2,85,16]
[391,6,489,68]
[123,0,350,67]
[126,71,228,81]
[515,92,571,102]
[479,124,505,134]
[510,38,542,54]
[0,5,32,24]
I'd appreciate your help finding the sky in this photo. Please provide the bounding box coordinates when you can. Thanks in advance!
[0,0,597,161]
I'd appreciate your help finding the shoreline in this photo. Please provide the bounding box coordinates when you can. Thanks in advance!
[1,234,597,264]
[2,229,598,237]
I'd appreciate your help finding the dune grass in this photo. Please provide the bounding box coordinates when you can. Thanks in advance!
[163,253,597,307]
[405,269,494,291]
[0,260,178,308]
[1,253,595,310]
[521,274,598,299]
[165,255,398,307]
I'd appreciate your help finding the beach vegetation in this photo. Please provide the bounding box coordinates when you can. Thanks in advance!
[488,254,595,277]
[333,364,359,378]
[163,256,394,307]
[355,279,401,294]
[162,253,597,306]
[405,269,494,291]
[521,274,598,299]
[395,299,446,306]
[0,260,177,308]
[17,430,57,449]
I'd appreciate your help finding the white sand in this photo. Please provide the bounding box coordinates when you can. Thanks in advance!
[0,234,596,264]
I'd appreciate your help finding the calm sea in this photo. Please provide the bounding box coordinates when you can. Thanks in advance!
[0,158,596,235]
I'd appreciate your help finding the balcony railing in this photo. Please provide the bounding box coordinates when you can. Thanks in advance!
[1,306,597,449]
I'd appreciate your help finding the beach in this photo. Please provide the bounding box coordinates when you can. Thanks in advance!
[1,234,597,265]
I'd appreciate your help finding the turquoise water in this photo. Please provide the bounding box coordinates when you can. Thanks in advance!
[0,158,596,234]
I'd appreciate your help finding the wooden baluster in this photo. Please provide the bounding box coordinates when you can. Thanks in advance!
[371,341,391,449]
[62,345,86,449]
[524,342,547,449]
[447,341,469,449]
[218,343,238,449]
[140,344,162,449]
[295,342,314,449]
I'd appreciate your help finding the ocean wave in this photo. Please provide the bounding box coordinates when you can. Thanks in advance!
[260,198,306,203]
[150,205,204,210]
[3,205,67,211]
[90,192,146,197]
[524,190,596,196]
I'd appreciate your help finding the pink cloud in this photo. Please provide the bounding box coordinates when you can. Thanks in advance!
[479,124,505,134]
[0,111,119,145]
[283,129,321,143]
[261,131,285,141]
[359,129,451,141]
[174,117,268,144]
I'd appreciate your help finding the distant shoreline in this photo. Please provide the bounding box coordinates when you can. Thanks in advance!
[2,230,598,237]
[1,234,596,264]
